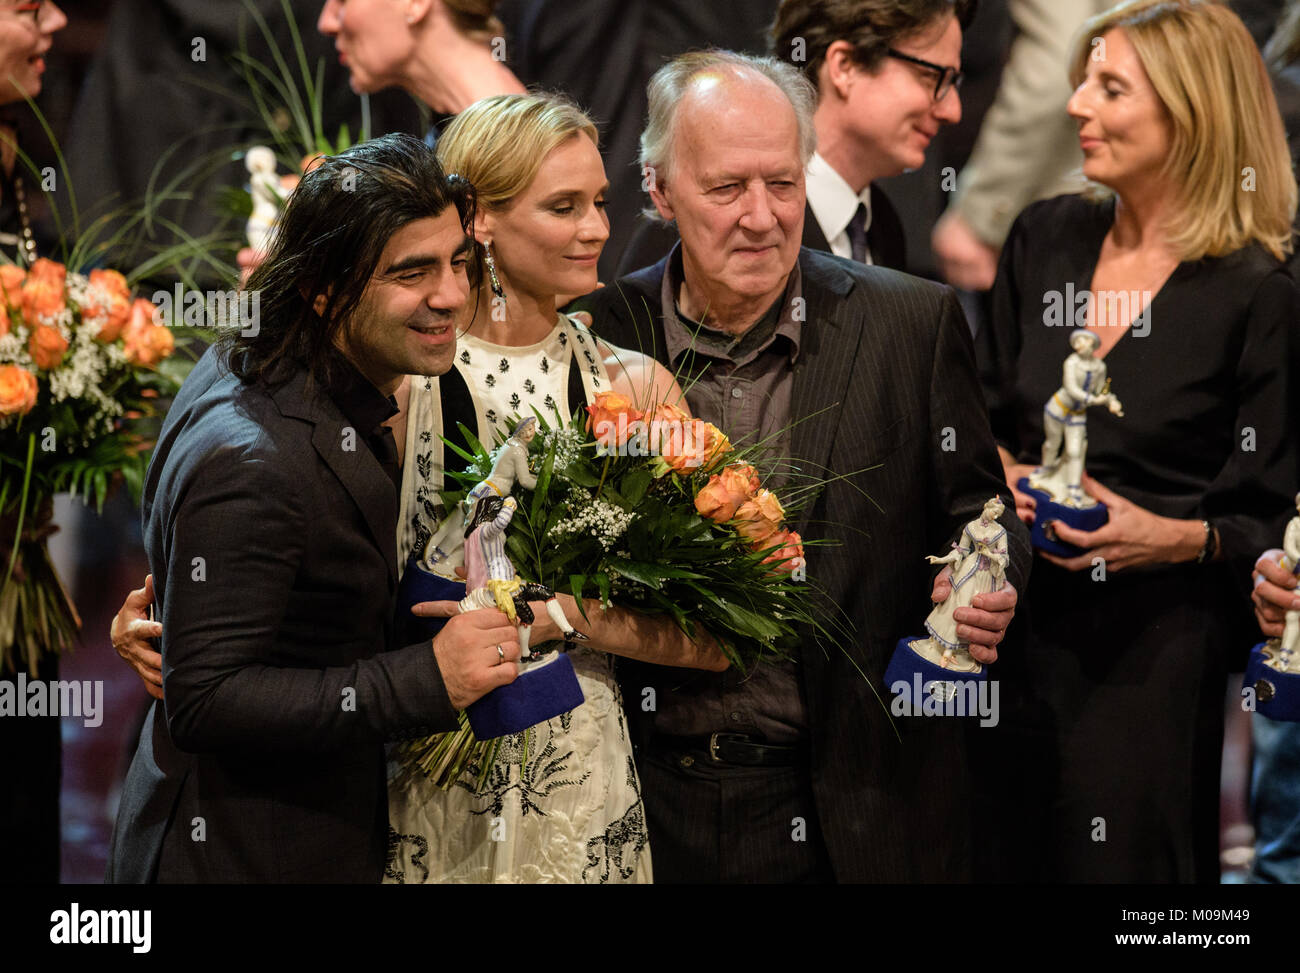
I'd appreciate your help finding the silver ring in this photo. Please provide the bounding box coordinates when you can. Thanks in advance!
[496,644,504,663]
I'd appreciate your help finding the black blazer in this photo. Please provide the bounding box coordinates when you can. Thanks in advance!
[106,347,458,883]
[613,185,908,279]
[579,247,1031,881]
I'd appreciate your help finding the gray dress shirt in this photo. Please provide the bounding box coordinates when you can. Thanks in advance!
[650,247,809,744]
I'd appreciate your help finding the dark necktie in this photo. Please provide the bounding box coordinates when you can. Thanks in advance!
[846,202,869,264]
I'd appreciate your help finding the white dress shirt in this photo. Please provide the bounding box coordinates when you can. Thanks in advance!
[805,151,874,264]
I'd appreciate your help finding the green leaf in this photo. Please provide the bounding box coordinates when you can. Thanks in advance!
[563,463,601,489]
[621,466,652,506]
[530,439,556,525]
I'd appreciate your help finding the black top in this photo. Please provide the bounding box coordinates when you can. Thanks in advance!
[980,193,1299,595]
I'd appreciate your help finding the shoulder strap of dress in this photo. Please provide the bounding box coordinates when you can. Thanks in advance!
[563,313,614,408]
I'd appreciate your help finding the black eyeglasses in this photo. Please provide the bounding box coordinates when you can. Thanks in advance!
[886,48,964,103]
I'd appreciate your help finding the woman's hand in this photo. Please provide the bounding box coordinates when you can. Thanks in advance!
[1252,549,1298,639]
[998,446,1037,525]
[1041,474,1203,572]
[111,574,164,700]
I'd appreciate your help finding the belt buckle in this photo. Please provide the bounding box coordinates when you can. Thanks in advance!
[708,731,746,763]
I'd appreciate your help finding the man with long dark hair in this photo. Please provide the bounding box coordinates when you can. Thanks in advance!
[108,134,525,882]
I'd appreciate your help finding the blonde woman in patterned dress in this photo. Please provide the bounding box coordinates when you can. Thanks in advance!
[383,93,726,884]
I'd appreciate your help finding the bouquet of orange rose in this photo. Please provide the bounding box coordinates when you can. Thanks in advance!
[402,391,849,787]
[0,259,180,674]
[447,391,833,668]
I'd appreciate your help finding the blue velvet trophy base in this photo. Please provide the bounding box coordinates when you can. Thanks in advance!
[468,650,585,739]
[394,555,466,646]
[1018,478,1108,558]
[885,636,986,709]
[1244,641,1300,721]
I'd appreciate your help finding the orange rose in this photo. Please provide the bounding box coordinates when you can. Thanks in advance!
[88,268,129,302]
[694,464,759,522]
[725,463,761,495]
[0,302,8,337]
[760,529,805,573]
[0,263,25,302]
[94,295,131,342]
[0,363,37,416]
[734,489,786,545]
[586,390,644,448]
[28,324,68,370]
[696,421,732,469]
[123,298,174,367]
[21,260,67,320]
[27,258,64,284]
[83,269,132,341]
[646,404,717,472]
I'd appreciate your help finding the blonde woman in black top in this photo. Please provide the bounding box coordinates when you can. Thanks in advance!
[978,0,1299,883]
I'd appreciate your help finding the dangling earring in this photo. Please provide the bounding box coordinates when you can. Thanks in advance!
[483,240,505,301]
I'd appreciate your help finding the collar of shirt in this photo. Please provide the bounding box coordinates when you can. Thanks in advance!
[805,151,873,261]
[325,349,399,440]
[659,243,803,369]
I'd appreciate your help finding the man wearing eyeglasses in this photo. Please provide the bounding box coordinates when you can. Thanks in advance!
[770,0,972,271]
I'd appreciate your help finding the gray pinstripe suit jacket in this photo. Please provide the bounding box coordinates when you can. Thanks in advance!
[581,247,1032,880]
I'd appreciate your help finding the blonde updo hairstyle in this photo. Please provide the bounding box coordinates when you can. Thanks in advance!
[1068,0,1297,261]
[437,92,600,290]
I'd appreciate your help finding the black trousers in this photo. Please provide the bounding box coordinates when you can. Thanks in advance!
[636,744,834,883]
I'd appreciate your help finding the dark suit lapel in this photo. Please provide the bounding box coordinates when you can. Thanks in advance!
[272,369,399,586]
[789,249,864,536]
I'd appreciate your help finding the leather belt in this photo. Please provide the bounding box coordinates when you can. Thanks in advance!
[653,732,808,768]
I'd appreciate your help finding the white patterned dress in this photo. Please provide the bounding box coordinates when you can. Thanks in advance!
[384,315,652,883]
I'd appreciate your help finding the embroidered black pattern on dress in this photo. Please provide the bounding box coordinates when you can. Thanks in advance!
[416,451,432,480]
[509,392,521,411]
[558,331,568,347]
[486,409,497,424]
[455,718,591,818]
[386,826,430,883]
[539,356,550,374]
[524,378,536,395]
[499,357,510,373]
[460,350,471,365]
[543,393,556,411]
[581,756,649,884]
[485,374,496,388]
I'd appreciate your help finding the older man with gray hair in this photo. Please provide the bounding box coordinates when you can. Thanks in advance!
[579,48,1030,883]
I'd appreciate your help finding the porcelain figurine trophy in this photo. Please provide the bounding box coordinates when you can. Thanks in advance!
[395,418,587,738]
[245,146,282,254]
[396,417,541,645]
[1020,329,1124,556]
[886,497,1009,704]
[1245,493,1300,720]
